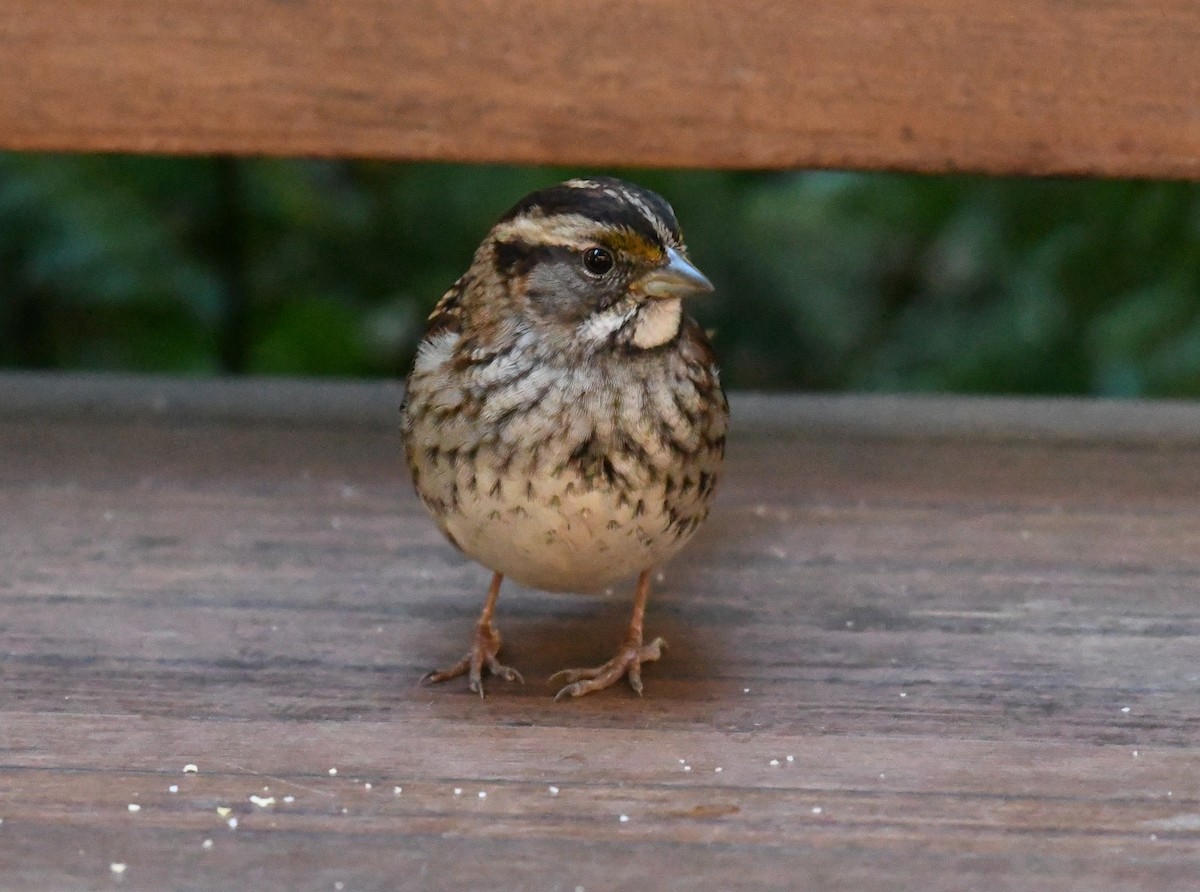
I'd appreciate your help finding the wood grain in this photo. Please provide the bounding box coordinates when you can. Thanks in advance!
[1,1,1198,178]
[2,375,1200,889]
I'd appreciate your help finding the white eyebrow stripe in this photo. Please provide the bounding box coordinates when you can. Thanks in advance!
[489,213,600,251]
[510,180,678,248]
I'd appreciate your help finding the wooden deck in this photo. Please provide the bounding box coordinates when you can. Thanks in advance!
[3,373,1199,890]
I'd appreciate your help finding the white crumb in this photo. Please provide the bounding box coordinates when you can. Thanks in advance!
[127,804,141,813]
[394,787,403,795]
[1121,706,1131,714]
[619,814,630,823]
[216,807,232,818]
[167,785,179,794]
[549,786,560,796]
[335,883,345,891]
[1133,750,1140,757]
[714,767,723,773]
[202,839,213,850]
[743,688,750,694]
[183,763,198,774]
[282,795,295,804]
[453,788,462,796]
[900,692,908,698]
[812,806,823,815]
[683,765,692,772]
[678,759,686,764]
[364,783,372,790]
[249,795,275,808]
[110,863,127,875]
[478,791,487,799]
[341,808,348,814]
[786,755,794,763]
[328,768,338,776]
[769,759,779,767]
[226,817,238,830]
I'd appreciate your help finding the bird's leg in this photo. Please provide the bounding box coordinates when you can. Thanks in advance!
[422,572,524,698]
[551,569,666,700]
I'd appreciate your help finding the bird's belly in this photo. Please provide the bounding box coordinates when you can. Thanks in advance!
[404,350,725,594]
[443,479,678,593]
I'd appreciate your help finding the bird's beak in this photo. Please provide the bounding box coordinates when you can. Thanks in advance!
[636,247,715,300]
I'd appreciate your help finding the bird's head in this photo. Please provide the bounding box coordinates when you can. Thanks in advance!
[472,177,713,354]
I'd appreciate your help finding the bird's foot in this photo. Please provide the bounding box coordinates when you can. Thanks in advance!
[550,636,667,701]
[421,621,524,698]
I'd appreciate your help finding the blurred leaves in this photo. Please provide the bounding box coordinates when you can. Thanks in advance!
[0,153,1198,395]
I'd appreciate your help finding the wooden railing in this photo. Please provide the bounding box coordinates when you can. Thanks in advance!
[3,1,1198,178]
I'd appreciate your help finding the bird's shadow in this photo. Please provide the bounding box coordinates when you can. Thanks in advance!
[476,579,731,704]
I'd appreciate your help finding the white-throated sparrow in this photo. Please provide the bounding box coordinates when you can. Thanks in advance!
[400,177,727,699]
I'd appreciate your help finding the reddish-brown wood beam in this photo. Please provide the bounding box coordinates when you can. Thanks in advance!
[2,1,1198,179]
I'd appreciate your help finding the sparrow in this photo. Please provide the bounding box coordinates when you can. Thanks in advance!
[400,176,727,699]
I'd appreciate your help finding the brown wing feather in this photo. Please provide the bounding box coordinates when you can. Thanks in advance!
[423,274,470,338]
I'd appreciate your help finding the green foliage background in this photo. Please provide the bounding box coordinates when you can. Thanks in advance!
[1,152,1198,394]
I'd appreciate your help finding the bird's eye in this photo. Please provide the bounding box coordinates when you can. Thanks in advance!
[582,247,615,276]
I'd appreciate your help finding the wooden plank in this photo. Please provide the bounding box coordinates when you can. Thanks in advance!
[2,378,1200,889]
[1,1,1198,178]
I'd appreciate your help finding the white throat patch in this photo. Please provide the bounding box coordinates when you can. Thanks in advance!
[632,299,683,349]
[579,306,636,346]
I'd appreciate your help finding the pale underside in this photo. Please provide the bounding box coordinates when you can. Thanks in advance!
[443,463,679,593]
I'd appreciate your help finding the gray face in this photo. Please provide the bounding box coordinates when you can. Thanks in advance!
[523,246,638,326]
